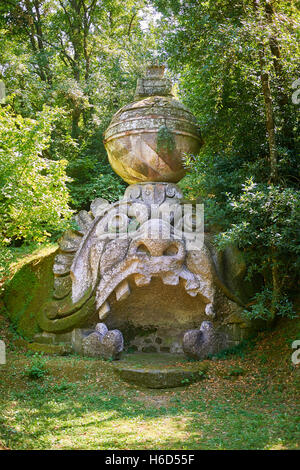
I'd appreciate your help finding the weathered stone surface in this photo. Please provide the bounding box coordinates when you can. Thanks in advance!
[183,321,223,360]
[38,293,96,334]
[74,210,94,234]
[33,332,56,345]
[115,280,131,302]
[95,322,108,337]
[101,330,124,360]
[71,328,95,354]
[26,342,72,355]
[0,340,6,365]
[3,245,58,340]
[114,367,205,389]
[82,332,103,357]
[53,253,74,276]
[113,352,208,388]
[81,326,124,360]
[40,178,258,354]
[134,65,173,100]
[53,275,72,299]
[212,243,257,305]
[58,230,83,253]
[98,301,110,320]
[104,66,202,184]
[99,239,129,275]
[90,198,110,218]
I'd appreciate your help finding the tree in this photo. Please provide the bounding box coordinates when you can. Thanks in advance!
[153,0,300,318]
[0,0,157,208]
[0,105,72,243]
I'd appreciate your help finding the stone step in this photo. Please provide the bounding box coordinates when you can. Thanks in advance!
[112,353,208,389]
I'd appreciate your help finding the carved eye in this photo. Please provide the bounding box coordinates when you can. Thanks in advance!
[163,244,178,256]
[107,212,129,233]
[136,243,151,255]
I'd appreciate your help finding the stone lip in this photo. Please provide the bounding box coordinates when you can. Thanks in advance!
[114,366,206,389]
[112,352,208,389]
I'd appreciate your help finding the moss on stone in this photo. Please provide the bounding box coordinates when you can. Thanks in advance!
[3,245,58,340]
[26,342,72,355]
[112,354,209,388]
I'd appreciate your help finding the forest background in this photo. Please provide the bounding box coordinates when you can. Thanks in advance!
[0,0,299,320]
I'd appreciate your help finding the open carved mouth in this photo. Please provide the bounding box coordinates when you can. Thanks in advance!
[96,261,207,321]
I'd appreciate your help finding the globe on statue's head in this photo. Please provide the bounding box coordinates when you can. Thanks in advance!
[103,65,203,185]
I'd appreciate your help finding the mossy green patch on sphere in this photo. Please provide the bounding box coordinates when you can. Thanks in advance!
[156,125,176,154]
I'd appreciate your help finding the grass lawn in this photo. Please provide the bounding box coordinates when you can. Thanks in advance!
[0,315,299,450]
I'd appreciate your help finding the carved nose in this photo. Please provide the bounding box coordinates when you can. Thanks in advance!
[129,218,185,258]
[135,239,180,257]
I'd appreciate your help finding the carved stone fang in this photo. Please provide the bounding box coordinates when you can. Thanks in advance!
[134,274,152,286]
[205,304,216,318]
[115,280,131,302]
[98,301,110,320]
[162,273,179,285]
[187,290,198,297]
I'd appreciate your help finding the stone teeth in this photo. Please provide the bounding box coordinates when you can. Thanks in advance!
[205,304,216,318]
[98,301,110,320]
[187,290,198,297]
[162,273,179,285]
[134,274,151,286]
[184,278,199,291]
[115,280,131,302]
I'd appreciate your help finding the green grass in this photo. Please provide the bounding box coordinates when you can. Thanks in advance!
[0,318,299,450]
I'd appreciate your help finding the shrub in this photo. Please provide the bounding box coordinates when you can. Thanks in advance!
[24,354,48,380]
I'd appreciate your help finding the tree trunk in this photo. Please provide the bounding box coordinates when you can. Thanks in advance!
[259,57,278,183]
[264,0,294,149]
[270,247,280,319]
[253,0,278,183]
[253,0,280,318]
[71,107,81,140]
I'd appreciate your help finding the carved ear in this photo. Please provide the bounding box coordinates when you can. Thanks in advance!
[71,236,104,304]
[53,230,83,301]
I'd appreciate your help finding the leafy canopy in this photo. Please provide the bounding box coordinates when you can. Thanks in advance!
[0,105,72,244]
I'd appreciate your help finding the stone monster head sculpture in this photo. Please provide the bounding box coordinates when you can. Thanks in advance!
[38,182,217,338]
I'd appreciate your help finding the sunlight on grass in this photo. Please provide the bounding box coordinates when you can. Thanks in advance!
[0,319,299,450]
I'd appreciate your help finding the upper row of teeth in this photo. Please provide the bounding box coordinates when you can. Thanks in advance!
[97,275,200,320]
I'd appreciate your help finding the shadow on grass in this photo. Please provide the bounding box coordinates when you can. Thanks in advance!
[0,374,298,450]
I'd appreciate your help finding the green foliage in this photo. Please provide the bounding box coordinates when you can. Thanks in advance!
[224,366,246,378]
[0,0,158,211]
[154,0,299,164]
[216,181,300,311]
[217,181,300,255]
[243,288,296,321]
[0,106,72,243]
[155,0,300,319]
[68,162,126,210]
[209,336,257,360]
[23,354,48,380]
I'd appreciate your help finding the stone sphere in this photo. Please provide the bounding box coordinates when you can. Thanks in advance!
[103,67,203,185]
